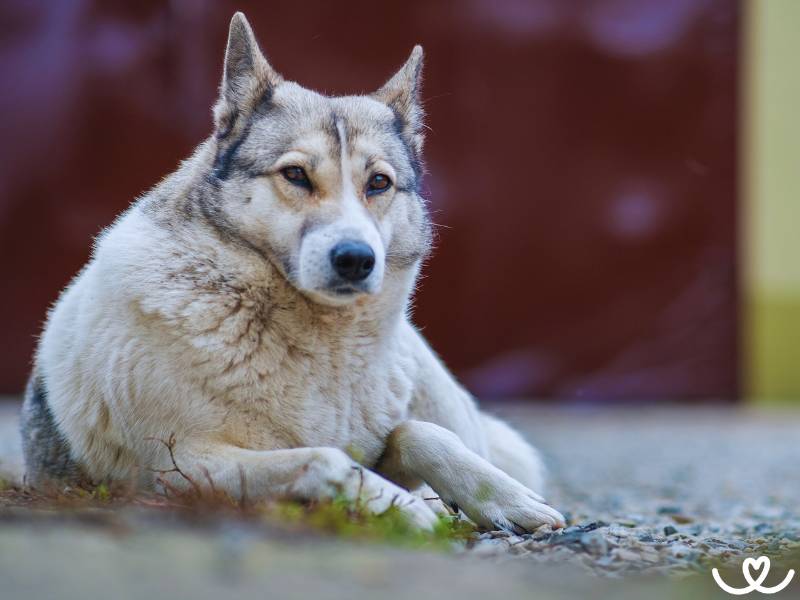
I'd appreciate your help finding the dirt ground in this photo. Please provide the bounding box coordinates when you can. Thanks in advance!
[1,400,799,599]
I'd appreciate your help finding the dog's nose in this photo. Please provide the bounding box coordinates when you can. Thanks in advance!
[330,241,375,282]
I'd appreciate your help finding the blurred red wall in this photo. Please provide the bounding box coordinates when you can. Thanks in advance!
[0,0,739,401]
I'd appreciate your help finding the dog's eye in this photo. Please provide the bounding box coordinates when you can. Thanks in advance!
[281,166,312,190]
[366,173,392,196]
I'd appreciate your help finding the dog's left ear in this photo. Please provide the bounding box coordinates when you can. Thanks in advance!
[372,46,425,154]
[214,12,282,138]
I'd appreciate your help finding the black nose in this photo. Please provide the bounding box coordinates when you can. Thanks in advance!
[330,241,375,282]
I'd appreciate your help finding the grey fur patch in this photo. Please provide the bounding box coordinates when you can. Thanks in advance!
[20,375,87,488]
[213,88,279,180]
[389,108,423,188]
[325,112,342,163]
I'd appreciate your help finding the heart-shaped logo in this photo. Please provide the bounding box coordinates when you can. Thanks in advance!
[743,556,770,587]
[713,555,795,595]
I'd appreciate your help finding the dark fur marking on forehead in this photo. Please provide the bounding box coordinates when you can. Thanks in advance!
[324,113,342,163]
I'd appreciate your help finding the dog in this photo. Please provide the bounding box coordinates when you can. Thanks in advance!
[20,12,565,532]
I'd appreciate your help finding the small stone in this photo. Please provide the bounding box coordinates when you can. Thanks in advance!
[614,548,641,562]
[615,519,638,528]
[470,539,508,556]
[508,542,528,555]
[670,514,694,525]
[669,543,697,559]
[549,530,584,546]
[640,548,661,563]
[595,555,618,568]
[657,506,682,515]
[577,520,609,532]
[532,524,554,538]
[580,531,609,555]
[687,524,704,535]
[664,526,679,536]
[606,527,635,540]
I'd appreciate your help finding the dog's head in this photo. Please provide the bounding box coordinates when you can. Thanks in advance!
[202,13,432,306]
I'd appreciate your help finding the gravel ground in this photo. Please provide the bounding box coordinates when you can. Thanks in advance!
[473,405,800,577]
[1,400,799,596]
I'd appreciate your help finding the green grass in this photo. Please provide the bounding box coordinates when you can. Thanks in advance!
[272,496,475,550]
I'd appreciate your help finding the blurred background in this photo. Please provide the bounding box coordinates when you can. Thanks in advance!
[0,0,796,403]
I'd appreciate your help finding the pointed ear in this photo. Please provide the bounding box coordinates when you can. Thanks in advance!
[372,46,425,153]
[213,12,281,138]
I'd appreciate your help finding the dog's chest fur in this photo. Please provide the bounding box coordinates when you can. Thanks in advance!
[187,298,416,465]
[122,213,418,467]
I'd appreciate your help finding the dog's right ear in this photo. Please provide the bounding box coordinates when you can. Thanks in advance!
[213,12,281,138]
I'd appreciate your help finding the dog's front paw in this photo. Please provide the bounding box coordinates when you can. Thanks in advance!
[295,448,440,530]
[350,467,440,530]
[457,471,565,533]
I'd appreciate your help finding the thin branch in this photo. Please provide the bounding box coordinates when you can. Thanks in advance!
[352,465,365,512]
[364,489,384,508]
[145,433,203,498]
[237,464,248,510]
[199,465,217,496]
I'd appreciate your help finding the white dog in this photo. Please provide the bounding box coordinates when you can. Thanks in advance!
[20,12,565,532]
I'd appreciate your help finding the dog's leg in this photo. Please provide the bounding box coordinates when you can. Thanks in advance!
[410,483,452,516]
[481,412,547,495]
[396,327,560,529]
[153,442,439,529]
[377,420,565,532]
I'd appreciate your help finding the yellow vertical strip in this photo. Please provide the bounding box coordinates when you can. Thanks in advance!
[744,0,800,402]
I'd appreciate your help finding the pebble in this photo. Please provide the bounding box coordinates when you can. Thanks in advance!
[657,506,682,515]
[615,519,638,528]
[580,531,608,555]
[548,530,585,546]
[668,544,697,559]
[470,539,509,556]
[614,549,641,562]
